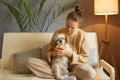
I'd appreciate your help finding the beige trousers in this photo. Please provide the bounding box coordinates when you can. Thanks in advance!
[27,58,96,80]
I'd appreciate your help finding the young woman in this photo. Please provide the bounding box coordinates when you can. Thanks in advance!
[27,6,96,80]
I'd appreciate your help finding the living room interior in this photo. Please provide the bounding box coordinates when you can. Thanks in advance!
[0,0,120,80]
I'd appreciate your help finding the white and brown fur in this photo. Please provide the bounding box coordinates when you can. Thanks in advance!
[48,33,72,80]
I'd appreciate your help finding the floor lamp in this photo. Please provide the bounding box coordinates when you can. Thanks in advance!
[94,0,119,80]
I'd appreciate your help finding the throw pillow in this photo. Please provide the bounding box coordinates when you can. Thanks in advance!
[13,47,41,74]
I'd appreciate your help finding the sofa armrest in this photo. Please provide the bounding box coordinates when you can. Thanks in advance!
[100,59,115,80]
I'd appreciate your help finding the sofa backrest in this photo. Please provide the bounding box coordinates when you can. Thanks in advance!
[1,32,99,70]
[86,33,99,67]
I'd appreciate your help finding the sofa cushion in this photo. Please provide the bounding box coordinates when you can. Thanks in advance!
[86,33,99,68]
[88,48,99,68]
[0,69,56,80]
[0,69,109,80]
[95,68,110,80]
[40,44,49,61]
[13,47,41,74]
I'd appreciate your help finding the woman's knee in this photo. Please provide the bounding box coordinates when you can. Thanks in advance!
[70,64,96,80]
[27,58,36,66]
[80,64,96,79]
[87,66,96,79]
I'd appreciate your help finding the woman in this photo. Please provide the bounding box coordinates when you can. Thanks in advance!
[27,6,96,80]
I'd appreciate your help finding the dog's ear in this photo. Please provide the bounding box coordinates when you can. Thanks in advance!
[64,34,69,43]
[51,33,57,47]
[47,51,52,63]
[65,38,67,43]
[52,40,56,47]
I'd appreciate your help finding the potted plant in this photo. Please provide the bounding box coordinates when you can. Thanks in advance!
[0,0,78,32]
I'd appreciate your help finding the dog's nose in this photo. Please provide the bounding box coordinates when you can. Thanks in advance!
[59,40,62,43]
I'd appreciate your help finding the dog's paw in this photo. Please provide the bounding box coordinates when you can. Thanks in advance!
[56,77,62,80]
[57,79,62,80]
[62,75,77,80]
[56,75,62,80]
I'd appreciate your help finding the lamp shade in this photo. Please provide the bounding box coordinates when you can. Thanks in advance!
[94,0,118,15]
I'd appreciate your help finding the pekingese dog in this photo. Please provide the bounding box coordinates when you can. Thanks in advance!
[48,33,73,80]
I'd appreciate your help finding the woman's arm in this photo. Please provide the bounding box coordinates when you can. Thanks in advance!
[72,33,89,64]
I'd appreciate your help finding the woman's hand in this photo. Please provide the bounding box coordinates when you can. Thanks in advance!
[52,43,73,58]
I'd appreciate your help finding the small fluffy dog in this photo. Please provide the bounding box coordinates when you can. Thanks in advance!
[48,33,73,80]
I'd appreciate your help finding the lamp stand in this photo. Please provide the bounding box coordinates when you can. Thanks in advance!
[99,15,119,80]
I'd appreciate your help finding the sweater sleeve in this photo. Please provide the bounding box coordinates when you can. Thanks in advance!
[72,32,89,64]
[78,33,89,64]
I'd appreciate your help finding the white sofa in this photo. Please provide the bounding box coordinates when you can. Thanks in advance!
[0,32,115,80]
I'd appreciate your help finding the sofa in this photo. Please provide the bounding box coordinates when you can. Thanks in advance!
[0,32,115,80]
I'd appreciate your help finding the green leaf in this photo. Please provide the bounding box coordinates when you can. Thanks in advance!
[0,0,79,32]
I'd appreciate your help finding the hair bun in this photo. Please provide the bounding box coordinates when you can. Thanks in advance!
[75,5,81,16]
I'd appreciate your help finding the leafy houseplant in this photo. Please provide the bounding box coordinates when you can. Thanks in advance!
[0,0,78,32]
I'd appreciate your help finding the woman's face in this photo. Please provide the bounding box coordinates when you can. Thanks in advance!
[66,19,79,35]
